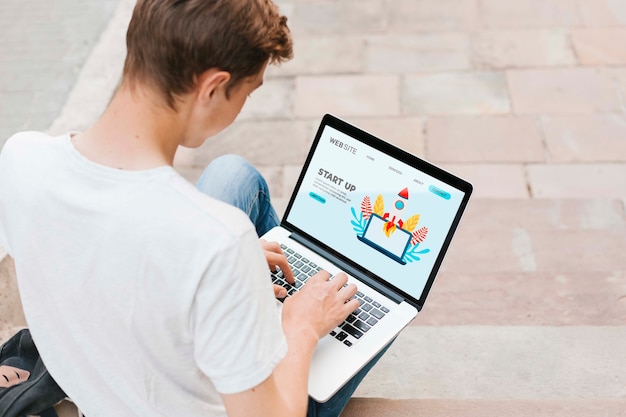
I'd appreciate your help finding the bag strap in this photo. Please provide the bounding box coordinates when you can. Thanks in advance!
[0,329,66,417]
[40,407,60,417]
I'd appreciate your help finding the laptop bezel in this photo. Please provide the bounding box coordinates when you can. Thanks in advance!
[281,114,473,311]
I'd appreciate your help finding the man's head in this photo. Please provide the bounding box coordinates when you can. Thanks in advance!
[122,0,293,110]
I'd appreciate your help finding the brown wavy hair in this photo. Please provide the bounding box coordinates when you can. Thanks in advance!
[123,0,293,109]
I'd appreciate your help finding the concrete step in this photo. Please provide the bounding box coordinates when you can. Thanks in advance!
[444,227,626,273]
[342,398,626,417]
[442,198,626,274]
[417,271,626,326]
[0,252,26,344]
[461,199,625,232]
[352,326,626,400]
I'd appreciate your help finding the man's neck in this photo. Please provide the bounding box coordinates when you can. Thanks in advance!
[72,85,189,171]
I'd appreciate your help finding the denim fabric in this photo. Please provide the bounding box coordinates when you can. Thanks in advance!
[195,154,391,417]
[196,154,280,237]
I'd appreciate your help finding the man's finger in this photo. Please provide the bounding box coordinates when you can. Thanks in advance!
[261,240,295,284]
[343,297,360,314]
[261,239,282,255]
[267,252,295,284]
[309,269,332,283]
[273,284,287,299]
[329,272,349,290]
[337,282,358,301]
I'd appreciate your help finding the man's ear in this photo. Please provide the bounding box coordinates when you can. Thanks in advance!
[197,69,231,103]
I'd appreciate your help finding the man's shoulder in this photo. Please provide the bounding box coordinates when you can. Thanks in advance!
[2,131,63,156]
[161,174,256,241]
[4,130,60,145]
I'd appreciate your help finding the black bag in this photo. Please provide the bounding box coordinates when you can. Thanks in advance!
[0,329,67,417]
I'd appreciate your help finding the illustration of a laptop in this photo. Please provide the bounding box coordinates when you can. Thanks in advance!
[358,213,412,265]
[262,114,472,402]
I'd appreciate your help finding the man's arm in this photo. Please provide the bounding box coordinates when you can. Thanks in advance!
[221,271,359,417]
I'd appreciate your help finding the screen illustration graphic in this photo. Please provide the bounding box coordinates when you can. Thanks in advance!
[351,188,430,265]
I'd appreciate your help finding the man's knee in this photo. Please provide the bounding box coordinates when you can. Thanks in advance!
[209,154,257,180]
[198,154,269,198]
[207,154,250,176]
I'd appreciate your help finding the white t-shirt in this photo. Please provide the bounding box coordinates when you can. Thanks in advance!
[0,132,287,416]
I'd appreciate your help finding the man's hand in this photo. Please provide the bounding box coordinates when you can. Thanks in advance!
[282,271,359,340]
[259,239,295,298]
[222,270,359,417]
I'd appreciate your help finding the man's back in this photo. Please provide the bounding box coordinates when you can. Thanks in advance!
[0,132,286,416]
[0,1,377,415]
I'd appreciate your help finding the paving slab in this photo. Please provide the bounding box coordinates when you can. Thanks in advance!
[460,199,626,232]
[443,227,626,273]
[438,163,529,199]
[471,29,576,69]
[352,326,626,399]
[527,163,626,198]
[365,33,471,73]
[342,116,425,157]
[183,119,314,169]
[266,36,365,78]
[0,0,120,148]
[387,0,479,32]
[614,68,626,106]
[342,398,626,417]
[288,0,387,36]
[572,28,626,66]
[238,78,295,120]
[541,114,626,162]
[417,271,626,326]
[578,0,626,26]
[49,0,133,135]
[478,0,582,28]
[508,68,622,114]
[0,255,26,343]
[295,75,400,118]
[427,116,545,163]
[402,72,511,115]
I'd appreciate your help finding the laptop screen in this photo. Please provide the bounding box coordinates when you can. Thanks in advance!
[283,115,472,308]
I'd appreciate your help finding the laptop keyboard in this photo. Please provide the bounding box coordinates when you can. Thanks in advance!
[271,244,390,348]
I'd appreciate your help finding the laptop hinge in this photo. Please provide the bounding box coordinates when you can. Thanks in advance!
[289,232,405,305]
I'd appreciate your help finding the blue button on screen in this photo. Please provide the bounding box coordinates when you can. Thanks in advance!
[309,192,326,204]
[429,185,451,200]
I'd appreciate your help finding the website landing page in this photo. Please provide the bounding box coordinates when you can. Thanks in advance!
[287,126,465,300]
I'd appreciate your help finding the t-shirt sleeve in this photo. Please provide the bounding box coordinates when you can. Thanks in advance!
[191,228,287,394]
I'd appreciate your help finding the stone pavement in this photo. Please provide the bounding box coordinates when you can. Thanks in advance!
[0,0,120,147]
[2,0,626,416]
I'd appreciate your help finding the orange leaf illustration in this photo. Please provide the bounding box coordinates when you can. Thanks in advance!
[373,194,384,217]
[403,214,420,232]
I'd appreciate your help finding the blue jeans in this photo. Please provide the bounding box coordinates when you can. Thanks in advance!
[196,155,391,417]
[196,154,280,237]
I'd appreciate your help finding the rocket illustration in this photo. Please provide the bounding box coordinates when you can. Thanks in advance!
[382,187,409,235]
[356,189,428,263]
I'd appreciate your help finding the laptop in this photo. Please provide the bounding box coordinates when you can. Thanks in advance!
[262,114,472,402]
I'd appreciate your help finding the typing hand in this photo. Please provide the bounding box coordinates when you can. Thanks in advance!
[260,239,295,293]
[282,271,359,340]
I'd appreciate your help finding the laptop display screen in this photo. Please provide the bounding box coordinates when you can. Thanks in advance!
[283,115,472,307]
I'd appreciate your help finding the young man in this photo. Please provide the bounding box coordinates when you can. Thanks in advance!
[0,1,384,416]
